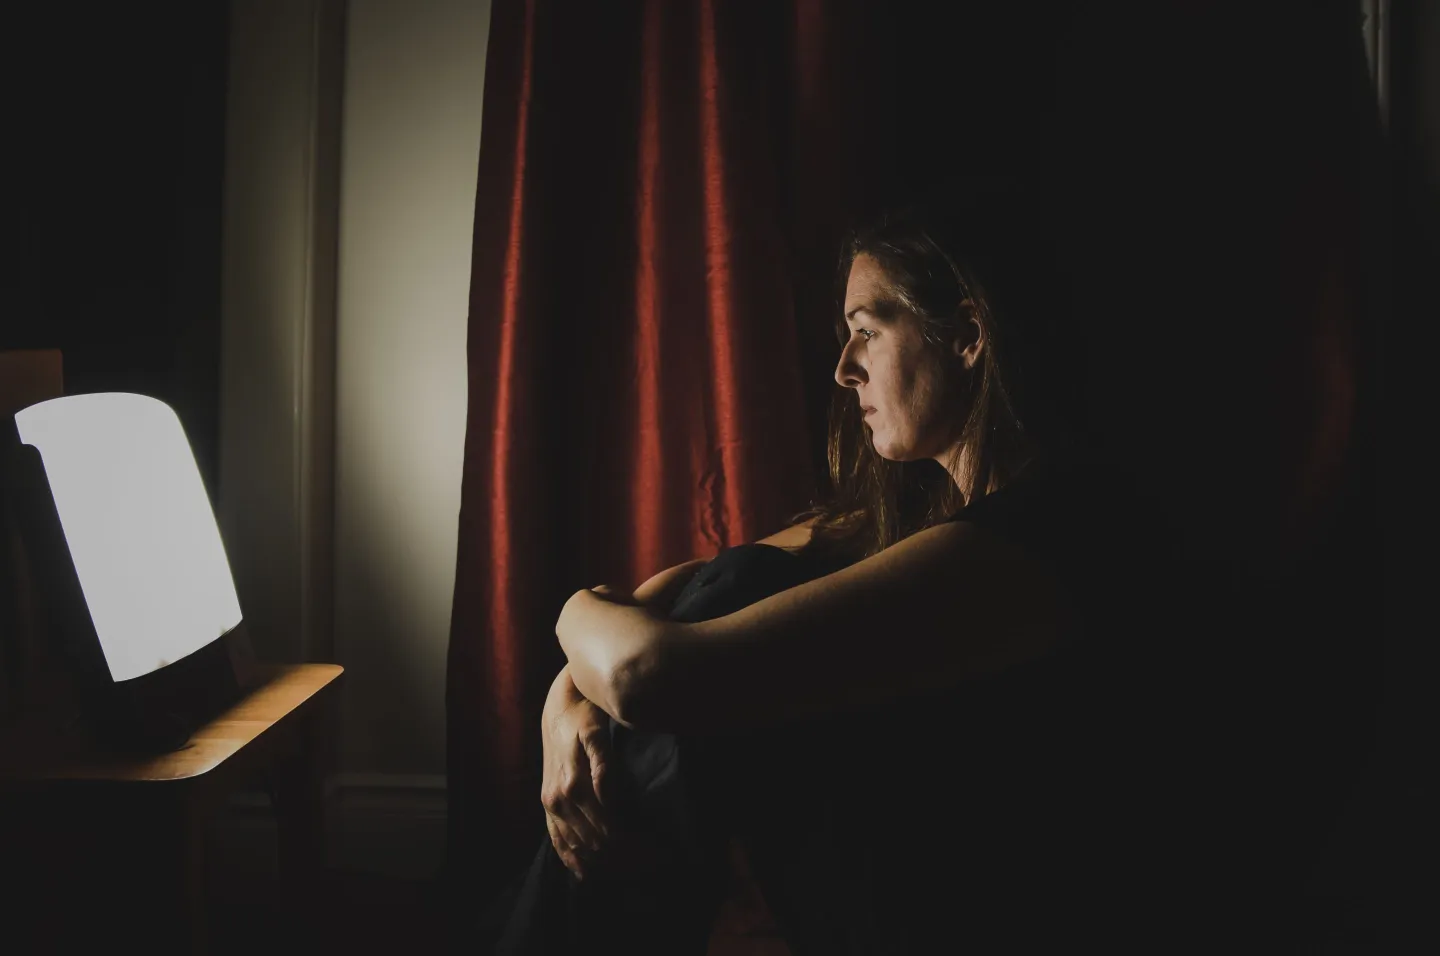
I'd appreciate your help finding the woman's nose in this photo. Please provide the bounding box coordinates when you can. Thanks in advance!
[834,338,865,388]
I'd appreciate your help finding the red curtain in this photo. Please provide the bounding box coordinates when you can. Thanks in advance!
[447,0,813,891]
[444,0,1063,890]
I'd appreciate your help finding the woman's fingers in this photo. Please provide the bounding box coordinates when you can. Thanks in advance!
[542,788,601,852]
[538,697,616,881]
[541,740,606,849]
[545,812,586,880]
[571,794,609,847]
[567,732,612,842]
[578,723,612,810]
[589,583,636,604]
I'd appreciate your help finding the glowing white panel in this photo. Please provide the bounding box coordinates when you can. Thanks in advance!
[15,393,243,682]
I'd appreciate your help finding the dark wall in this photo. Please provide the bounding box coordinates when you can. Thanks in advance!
[1374,0,1438,943]
[12,3,230,502]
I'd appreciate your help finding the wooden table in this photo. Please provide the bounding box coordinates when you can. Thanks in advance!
[0,663,343,955]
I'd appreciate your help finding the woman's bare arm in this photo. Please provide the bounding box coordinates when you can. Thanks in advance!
[557,519,1070,734]
[556,518,818,710]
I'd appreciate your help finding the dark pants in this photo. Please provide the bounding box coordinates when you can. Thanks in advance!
[480,544,875,955]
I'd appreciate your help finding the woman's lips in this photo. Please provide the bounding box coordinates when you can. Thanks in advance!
[862,406,876,418]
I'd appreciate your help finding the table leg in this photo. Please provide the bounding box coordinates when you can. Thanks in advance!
[142,785,210,956]
[87,785,209,956]
[176,789,210,956]
[272,716,328,935]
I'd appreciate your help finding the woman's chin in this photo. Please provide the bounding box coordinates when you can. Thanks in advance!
[871,439,912,462]
[874,439,939,464]
[870,426,926,461]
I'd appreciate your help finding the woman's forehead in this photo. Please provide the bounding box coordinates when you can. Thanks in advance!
[845,254,892,305]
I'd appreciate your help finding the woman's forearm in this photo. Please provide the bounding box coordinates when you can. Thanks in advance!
[556,589,672,726]
[557,526,811,722]
[549,561,704,716]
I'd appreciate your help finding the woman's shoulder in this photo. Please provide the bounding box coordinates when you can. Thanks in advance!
[754,516,816,551]
[949,450,1094,526]
[945,447,1152,575]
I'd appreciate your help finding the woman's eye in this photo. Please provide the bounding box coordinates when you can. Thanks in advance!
[857,328,875,341]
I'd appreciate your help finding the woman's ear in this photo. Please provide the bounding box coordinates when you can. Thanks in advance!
[951,298,984,370]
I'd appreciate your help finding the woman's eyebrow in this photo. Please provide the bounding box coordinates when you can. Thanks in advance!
[846,297,899,322]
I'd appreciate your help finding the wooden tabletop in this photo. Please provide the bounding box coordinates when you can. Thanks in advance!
[0,663,343,783]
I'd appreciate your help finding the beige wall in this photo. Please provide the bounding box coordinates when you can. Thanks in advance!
[334,0,490,776]
[219,0,343,670]
[221,0,488,789]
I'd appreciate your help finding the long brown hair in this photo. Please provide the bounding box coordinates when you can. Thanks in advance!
[798,185,1079,562]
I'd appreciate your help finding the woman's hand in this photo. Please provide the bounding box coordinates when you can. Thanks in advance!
[540,664,612,880]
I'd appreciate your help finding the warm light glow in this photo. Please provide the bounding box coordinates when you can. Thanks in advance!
[15,393,243,682]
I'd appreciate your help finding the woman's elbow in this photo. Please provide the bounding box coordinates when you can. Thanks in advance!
[609,642,678,732]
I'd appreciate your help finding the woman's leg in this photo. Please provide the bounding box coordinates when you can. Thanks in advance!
[482,545,841,955]
[664,545,889,954]
[484,744,730,956]
[481,728,731,955]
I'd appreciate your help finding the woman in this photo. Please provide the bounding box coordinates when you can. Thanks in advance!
[557,184,1088,731]
[487,187,1198,952]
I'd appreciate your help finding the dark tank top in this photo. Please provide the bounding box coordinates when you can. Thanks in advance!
[924,453,1374,901]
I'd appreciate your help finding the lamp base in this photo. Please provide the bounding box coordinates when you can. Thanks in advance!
[86,701,193,755]
[79,629,249,756]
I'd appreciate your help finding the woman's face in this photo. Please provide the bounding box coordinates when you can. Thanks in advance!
[836,254,977,463]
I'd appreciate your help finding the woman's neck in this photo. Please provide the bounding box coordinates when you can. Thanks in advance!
[939,440,1027,507]
[937,441,981,505]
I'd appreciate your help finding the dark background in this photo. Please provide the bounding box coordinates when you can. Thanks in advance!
[1371,0,1436,940]
[6,0,1436,949]
[12,2,230,502]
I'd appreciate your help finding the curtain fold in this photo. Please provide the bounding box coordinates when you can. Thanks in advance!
[448,0,829,891]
